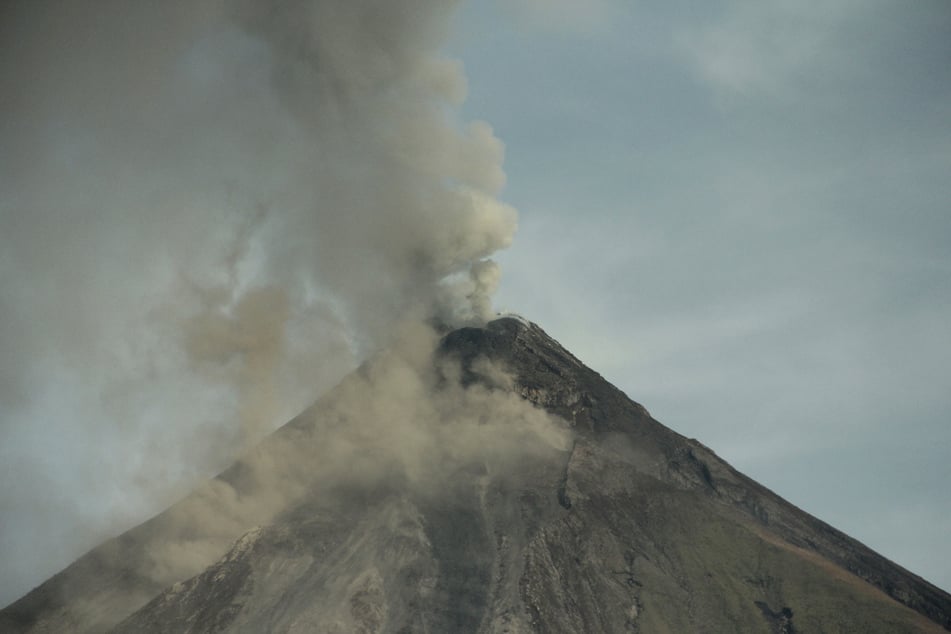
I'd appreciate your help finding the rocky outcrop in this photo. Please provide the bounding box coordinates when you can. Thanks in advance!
[443,318,951,631]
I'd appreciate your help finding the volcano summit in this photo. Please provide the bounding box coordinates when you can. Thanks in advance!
[2,317,949,633]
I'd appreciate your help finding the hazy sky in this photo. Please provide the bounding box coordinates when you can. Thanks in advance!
[0,0,518,605]
[450,1,951,592]
[1,0,949,607]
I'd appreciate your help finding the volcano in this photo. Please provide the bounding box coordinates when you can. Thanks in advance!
[2,317,949,633]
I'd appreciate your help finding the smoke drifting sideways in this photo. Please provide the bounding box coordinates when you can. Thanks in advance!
[140,321,571,593]
[0,0,518,606]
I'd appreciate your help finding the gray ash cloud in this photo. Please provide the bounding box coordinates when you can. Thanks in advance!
[0,0,517,606]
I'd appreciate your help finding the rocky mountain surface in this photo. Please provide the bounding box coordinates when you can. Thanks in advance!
[2,317,949,632]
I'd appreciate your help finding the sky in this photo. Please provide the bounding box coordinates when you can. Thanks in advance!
[450,0,951,593]
[1,0,950,607]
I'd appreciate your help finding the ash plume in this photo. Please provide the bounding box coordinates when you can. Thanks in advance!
[140,320,570,591]
[0,0,517,606]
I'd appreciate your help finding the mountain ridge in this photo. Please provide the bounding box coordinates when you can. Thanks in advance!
[443,318,950,628]
[2,316,949,632]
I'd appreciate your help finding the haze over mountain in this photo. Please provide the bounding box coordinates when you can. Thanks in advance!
[1,0,514,606]
[2,317,950,632]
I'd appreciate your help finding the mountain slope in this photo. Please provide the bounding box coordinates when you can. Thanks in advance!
[2,317,949,633]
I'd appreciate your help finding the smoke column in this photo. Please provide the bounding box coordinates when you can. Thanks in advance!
[0,0,516,605]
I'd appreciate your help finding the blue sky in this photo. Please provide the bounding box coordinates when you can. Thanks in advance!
[449,0,951,591]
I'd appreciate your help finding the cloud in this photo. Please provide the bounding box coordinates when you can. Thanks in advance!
[0,0,518,605]
[675,0,866,99]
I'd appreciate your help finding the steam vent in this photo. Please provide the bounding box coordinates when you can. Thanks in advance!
[3,318,950,632]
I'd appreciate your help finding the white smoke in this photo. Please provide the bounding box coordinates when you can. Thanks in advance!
[0,0,517,606]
